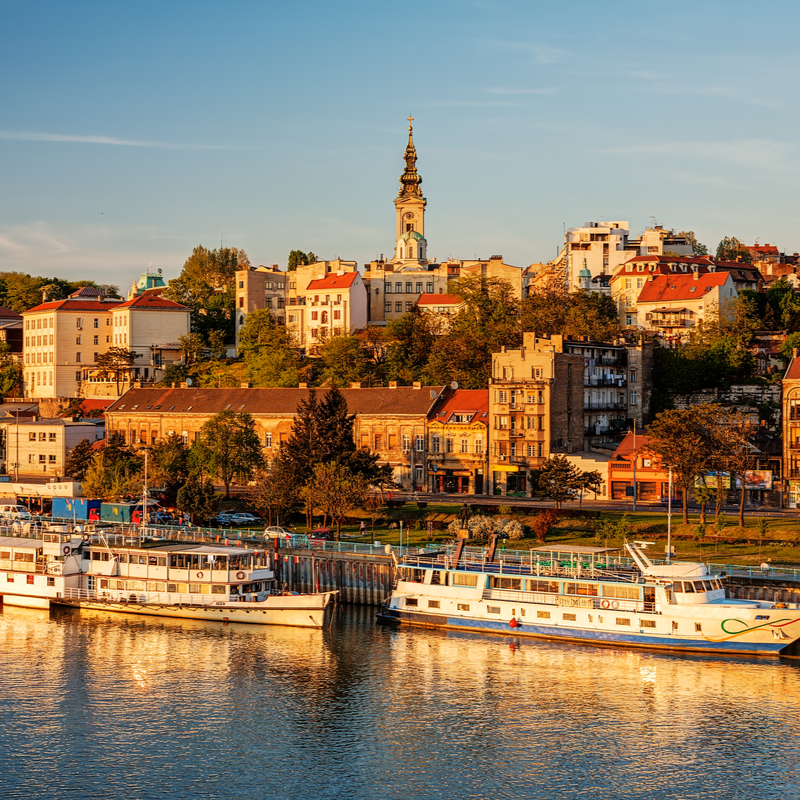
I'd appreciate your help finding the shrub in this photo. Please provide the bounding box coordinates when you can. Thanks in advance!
[498,505,514,517]
[467,514,496,543]
[502,520,525,540]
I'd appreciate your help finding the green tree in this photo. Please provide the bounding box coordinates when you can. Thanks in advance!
[207,330,227,360]
[247,350,301,387]
[301,461,367,540]
[82,449,144,501]
[163,245,249,340]
[148,434,190,506]
[780,332,800,359]
[287,250,317,271]
[179,333,206,366]
[0,363,23,397]
[64,438,95,481]
[385,307,436,383]
[195,410,264,497]
[238,308,300,387]
[716,236,753,263]
[176,474,220,525]
[246,460,300,527]
[520,287,621,341]
[95,347,140,394]
[677,230,709,256]
[532,454,581,508]
[320,335,369,387]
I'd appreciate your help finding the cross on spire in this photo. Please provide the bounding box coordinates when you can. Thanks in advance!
[407,114,414,128]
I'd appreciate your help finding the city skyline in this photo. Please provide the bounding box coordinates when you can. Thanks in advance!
[1,0,798,290]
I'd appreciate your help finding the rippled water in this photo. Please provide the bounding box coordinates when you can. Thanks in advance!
[1,603,799,800]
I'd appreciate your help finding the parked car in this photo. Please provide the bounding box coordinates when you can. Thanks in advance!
[264,526,293,541]
[210,514,234,528]
[229,513,263,526]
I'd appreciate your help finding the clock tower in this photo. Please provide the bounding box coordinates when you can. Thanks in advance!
[392,117,428,265]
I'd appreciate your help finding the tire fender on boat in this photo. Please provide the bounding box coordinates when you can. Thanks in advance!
[611,600,620,610]
[197,571,204,579]
[601,600,610,609]
[236,571,245,580]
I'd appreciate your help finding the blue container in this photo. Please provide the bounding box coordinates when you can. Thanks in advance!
[52,497,102,521]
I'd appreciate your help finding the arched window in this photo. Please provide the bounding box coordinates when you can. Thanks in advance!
[409,246,413,258]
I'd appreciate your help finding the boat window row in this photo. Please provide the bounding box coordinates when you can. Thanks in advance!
[488,576,642,600]
[0,551,36,562]
[674,579,721,593]
[104,579,228,594]
[86,550,269,569]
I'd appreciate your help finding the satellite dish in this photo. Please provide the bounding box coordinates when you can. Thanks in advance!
[157,268,163,274]
[451,381,458,390]
[186,377,193,386]
[429,389,437,399]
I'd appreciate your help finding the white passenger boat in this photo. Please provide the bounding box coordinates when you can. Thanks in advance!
[45,534,336,628]
[0,530,85,609]
[377,541,800,656]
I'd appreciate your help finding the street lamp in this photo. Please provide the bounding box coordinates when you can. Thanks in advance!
[667,465,673,563]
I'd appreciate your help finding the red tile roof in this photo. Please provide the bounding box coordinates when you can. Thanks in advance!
[785,358,800,380]
[612,431,652,458]
[114,294,188,311]
[306,273,359,290]
[69,286,105,298]
[430,389,489,422]
[417,294,462,306]
[24,299,122,314]
[637,273,731,304]
[107,386,445,417]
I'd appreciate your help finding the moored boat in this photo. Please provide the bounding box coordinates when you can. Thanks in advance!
[49,536,336,628]
[377,540,800,656]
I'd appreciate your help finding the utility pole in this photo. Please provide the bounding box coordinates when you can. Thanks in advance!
[632,419,637,512]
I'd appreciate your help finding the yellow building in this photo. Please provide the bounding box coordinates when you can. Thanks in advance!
[489,333,584,496]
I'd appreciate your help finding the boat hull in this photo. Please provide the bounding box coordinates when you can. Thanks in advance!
[54,593,336,628]
[1,593,52,610]
[377,608,796,656]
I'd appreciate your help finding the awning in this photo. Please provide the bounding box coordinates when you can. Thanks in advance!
[492,465,523,473]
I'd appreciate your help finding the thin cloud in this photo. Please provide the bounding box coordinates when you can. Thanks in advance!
[483,87,558,95]
[0,131,230,150]
[480,39,570,65]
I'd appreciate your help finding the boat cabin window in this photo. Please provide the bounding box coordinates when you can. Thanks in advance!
[526,579,559,593]
[451,573,478,587]
[400,568,424,583]
[491,576,521,590]
[431,571,448,586]
[565,582,598,597]
[405,598,418,607]
[703,580,714,591]
[602,585,640,600]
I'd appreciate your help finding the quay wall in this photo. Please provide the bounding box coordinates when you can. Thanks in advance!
[727,575,800,604]
[273,548,395,606]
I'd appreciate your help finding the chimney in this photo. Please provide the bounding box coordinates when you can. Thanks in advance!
[240,382,251,388]
[180,381,188,388]
[389,381,398,389]
[794,348,798,359]
[350,382,362,389]
[299,382,308,388]
[693,271,699,280]
[412,382,421,390]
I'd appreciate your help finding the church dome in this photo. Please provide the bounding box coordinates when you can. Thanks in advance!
[400,230,426,242]
[578,265,591,278]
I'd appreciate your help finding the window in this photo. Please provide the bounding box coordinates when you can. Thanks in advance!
[487,606,501,614]
[28,432,36,441]
[431,435,440,453]
[395,282,402,293]
[426,282,433,293]
[416,282,423,293]
[76,335,81,345]
[93,318,99,328]
[616,618,631,626]
[497,416,508,430]
[48,455,56,463]
[475,437,483,454]
[537,611,551,619]
[385,302,392,313]
[405,282,412,293]
[402,434,410,451]
[385,283,392,293]
[415,434,424,452]
[395,302,402,312]
[427,600,440,608]
[640,619,656,628]
[311,311,318,321]
[630,369,637,383]
[457,603,470,611]
[76,318,82,329]
[563,613,577,621]
[238,297,244,308]
[333,310,341,320]
[265,433,272,448]
[460,438,468,453]
[405,598,418,607]
[452,573,478,586]
[630,390,638,406]
[497,390,508,403]
[76,353,81,362]
[695,623,702,632]
[39,432,46,441]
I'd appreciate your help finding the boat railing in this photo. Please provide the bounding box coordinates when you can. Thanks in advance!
[60,587,242,607]
[481,587,656,614]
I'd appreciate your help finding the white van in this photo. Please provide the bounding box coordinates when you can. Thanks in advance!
[0,504,33,521]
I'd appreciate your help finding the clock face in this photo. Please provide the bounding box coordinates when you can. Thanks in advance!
[404,212,414,220]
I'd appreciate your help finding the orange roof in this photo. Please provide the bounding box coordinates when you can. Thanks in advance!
[417,294,461,306]
[637,273,731,304]
[306,273,359,291]
[430,389,489,423]
[114,294,188,311]
[612,431,652,458]
[785,357,800,380]
[24,299,122,314]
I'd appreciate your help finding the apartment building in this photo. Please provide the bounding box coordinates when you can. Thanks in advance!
[783,357,800,507]
[488,333,584,496]
[235,265,287,347]
[22,288,190,400]
[562,337,654,451]
[0,417,104,478]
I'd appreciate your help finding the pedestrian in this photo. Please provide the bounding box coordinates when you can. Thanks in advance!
[360,520,366,535]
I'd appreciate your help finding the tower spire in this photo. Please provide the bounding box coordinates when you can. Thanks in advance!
[398,115,422,197]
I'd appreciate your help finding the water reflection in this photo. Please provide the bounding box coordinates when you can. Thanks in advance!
[1,604,799,799]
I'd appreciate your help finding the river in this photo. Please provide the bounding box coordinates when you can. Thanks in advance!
[1,603,798,799]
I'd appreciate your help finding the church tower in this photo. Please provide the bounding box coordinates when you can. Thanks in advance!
[392,117,428,266]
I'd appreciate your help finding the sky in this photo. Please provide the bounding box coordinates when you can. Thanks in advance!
[1,0,799,292]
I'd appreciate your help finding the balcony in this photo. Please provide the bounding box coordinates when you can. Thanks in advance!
[585,377,627,388]
[584,401,627,411]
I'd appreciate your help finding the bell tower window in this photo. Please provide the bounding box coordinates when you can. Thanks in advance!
[406,223,413,232]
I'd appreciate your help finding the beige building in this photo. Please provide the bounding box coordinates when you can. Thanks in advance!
[22,287,190,400]
[0,417,104,478]
[285,268,367,353]
[105,384,445,490]
[488,333,584,495]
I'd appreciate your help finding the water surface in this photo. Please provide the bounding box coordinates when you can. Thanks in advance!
[1,603,798,799]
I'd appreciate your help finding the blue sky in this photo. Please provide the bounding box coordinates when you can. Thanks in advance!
[1,0,798,290]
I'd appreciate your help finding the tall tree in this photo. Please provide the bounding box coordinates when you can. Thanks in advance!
[148,434,190,506]
[176,475,220,525]
[716,236,753,263]
[385,307,436,383]
[301,462,367,540]
[531,454,581,509]
[95,347,140,394]
[287,250,318,271]
[194,410,264,497]
[64,438,95,481]
[246,460,300,527]
[320,336,368,387]
[677,230,708,256]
